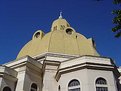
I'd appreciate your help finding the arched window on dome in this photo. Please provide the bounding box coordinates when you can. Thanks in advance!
[60,25,65,30]
[3,86,11,91]
[34,32,40,38]
[66,28,73,35]
[68,79,80,91]
[95,77,108,91]
[31,83,37,91]
[53,26,57,31]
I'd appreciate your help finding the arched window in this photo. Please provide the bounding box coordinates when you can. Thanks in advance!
[3,87,11,91]
[34,32,40,38]
[53,26,57,31]
[96,78,108,91]
[68,79,80,91]
[31,83,37,91]
[66,28,73,35]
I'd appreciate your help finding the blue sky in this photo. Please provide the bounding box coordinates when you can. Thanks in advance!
[0,0,121,66]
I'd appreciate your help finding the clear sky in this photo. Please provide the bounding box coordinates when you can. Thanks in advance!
[0,0,121,66]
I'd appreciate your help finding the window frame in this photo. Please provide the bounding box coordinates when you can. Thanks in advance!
[68,79,80,91]
[95,77,108,91]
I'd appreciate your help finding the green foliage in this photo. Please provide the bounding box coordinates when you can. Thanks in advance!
[112,0,121,38]
[113,0,121,4]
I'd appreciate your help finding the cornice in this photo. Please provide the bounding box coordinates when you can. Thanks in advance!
[55,56,119,81]
[0,66,17,81]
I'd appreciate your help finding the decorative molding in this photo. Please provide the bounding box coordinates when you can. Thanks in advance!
[34,52,78,59]
[55,56,119,82]
[0,66,17,81]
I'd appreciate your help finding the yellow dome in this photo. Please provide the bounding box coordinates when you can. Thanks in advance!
[17,17,99,59]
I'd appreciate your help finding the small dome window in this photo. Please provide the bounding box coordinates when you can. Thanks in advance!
[34,32,40,38]
[60,25,65,30]
[66,28,73,35]
[32,30,44,40]
[53,26,57,31]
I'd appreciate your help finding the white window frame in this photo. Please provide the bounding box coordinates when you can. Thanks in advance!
[95,78,108,91]
[68,79,80,91]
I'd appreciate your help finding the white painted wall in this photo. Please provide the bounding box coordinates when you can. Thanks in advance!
[42,65,58,91]
[0,78,16,91]
[58,69,118,91]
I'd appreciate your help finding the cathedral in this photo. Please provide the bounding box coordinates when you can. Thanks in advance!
[0,14,121,91]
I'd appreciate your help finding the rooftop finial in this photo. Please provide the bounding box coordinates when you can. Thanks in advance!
[59,12,63,19]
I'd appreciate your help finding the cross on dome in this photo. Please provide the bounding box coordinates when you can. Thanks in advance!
[59,12,63,19]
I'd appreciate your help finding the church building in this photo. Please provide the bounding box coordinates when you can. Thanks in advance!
[0,14,121,91]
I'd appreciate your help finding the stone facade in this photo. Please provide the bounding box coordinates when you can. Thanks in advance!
[0,15,121,91]
[0,54,120,91]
